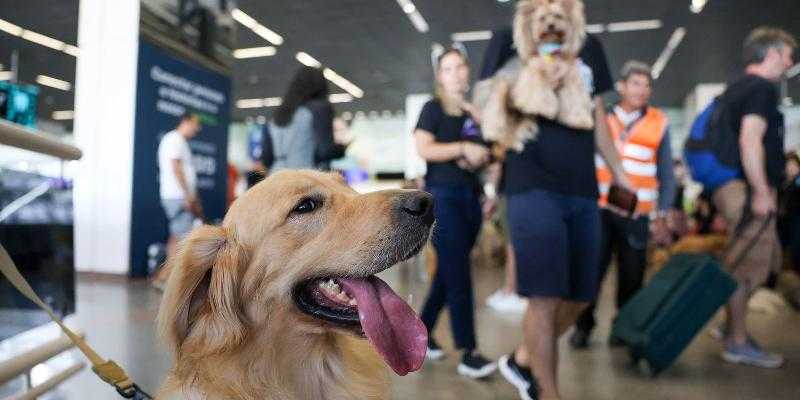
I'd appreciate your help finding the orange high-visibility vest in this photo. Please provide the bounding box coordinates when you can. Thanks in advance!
[596,106,668,215]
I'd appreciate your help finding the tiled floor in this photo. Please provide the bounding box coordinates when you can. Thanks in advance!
[4,259,800,399]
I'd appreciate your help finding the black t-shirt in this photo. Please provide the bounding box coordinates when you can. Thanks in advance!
[480,28,613,198]
[415,100,484,188]
[722,74,785,187]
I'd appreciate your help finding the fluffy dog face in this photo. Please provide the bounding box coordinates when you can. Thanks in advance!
[514,0,586,59]
[158,170,434,380]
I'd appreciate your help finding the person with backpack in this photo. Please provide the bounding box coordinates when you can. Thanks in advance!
[685,27,796,368]
[570,61,677,349]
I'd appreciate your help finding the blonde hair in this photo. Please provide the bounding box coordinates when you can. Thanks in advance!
[434,49,469,116]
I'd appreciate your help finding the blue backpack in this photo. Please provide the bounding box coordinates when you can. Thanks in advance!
[683,98,742,192]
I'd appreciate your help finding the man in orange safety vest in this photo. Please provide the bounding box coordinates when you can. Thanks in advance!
[571,60,677,348]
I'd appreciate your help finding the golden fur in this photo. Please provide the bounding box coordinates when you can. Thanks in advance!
[477,0,593,151]
[156,170,431,400]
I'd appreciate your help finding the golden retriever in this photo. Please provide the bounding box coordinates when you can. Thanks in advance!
[156,170,434,400]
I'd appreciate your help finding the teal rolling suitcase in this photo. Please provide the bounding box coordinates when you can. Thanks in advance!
[610,253,737,375]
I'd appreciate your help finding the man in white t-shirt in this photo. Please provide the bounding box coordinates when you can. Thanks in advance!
[154,112,202,286]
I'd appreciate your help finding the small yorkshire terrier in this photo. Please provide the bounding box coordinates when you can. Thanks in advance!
[477,0,593,151]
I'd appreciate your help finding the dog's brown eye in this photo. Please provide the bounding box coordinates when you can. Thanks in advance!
[293,198,319,214]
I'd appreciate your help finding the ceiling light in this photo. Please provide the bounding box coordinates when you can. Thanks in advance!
[323,68,364,98]
[22,30,65,51]
[497,0,511,3]
[233,46,276,59]
[0,18,23,36]
[0,71,13,81]
[251,25,284,46]
[0,19,78,57]
[231,8,257,28]
[296,52,322,68]
[294,52,365,98]
[451,31,493,42]
[329,93,354,103]
[63,45,80,57]
[52,110,74,120]
[263,97,282,107]
[585,24,604,34]
[236,97,282,109]
[236,98,265,108]
[36,74,71,91]
[407,11,429,33]
[652,27,687,80]
[395,0,429,33]
[606,19,662,33]
[231,8,284,45]
[690,0,708,14]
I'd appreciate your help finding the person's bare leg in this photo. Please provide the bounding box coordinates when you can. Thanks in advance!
[726,283,751,345]
[503,243,517,293]
[556,301,588,336]
[514,300,583,366]
[514,344,530,366]
[523,297,560,399]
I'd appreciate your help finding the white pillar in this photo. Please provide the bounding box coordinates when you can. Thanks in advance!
[404,94,431,180]
[73,0,140,274]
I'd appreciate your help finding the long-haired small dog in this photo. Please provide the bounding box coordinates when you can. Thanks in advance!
[156,170,434,400]
[477,0,593,151]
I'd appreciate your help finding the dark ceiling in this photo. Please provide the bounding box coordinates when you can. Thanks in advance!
[1,0,798,125]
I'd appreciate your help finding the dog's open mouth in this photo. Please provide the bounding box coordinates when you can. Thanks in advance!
[540,30,565,44]
[293,275,427,376]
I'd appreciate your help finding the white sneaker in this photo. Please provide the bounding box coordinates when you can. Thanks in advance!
[485,290,505,309]
[426,346,445,361]
[486,290,527,314]
[501,293,528,313]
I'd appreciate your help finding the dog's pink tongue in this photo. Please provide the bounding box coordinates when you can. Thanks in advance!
[338,276,427,376]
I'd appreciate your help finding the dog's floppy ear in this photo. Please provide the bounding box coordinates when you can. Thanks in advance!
[513,0,538,61]
[157,225,249,357]
[560,0,587,55]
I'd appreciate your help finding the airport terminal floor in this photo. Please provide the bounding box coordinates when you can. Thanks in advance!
[18,263,800,400]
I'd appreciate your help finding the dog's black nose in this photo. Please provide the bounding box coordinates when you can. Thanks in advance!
[399,191,434,225]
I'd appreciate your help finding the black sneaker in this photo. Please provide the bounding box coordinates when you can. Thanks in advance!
[569,329,590,349]
[426,338,445,361]
[457,350,497,379]
[498,353,538,400]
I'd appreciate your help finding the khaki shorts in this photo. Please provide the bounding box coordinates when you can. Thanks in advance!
[162,199,194,238]
[712,180,780,288]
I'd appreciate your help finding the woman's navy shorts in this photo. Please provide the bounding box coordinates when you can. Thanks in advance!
[508,188,601,302]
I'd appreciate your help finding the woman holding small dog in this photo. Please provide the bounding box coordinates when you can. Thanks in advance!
[476,1,633,399]
[415,48,498,379]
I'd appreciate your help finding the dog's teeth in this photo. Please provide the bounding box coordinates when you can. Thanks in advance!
[336,291,351,303]
[348,298,358,306]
